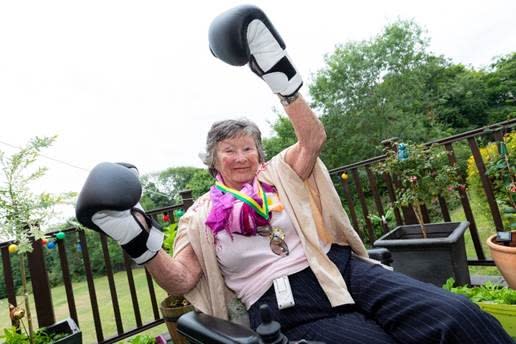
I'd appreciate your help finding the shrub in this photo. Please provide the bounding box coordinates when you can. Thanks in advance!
[466,132,516,230]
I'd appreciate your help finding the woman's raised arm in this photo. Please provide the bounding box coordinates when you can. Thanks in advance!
[282,95,326,180]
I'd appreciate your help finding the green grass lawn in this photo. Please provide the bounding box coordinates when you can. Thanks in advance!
[0,267,169,343]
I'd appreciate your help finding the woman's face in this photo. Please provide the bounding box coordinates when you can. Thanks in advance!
[214,134,260,189]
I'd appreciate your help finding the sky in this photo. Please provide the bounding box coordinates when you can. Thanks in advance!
[0,0,515,220]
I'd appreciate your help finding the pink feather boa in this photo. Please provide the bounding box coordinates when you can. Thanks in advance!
[205,174,275,237]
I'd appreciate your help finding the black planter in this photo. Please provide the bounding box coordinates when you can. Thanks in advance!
[43,318,82,344]
[373,221,471,286]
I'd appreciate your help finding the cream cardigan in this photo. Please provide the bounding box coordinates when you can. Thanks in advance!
[173,150,369,322]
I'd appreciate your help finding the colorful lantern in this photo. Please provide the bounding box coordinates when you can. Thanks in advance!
[397,143,408,161]
[174,209,185,219]
[8,244,18,254]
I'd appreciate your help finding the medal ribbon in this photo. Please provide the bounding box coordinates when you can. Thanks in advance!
[215,181,270,220]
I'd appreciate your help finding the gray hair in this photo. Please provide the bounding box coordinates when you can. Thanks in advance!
[202,119,265,177]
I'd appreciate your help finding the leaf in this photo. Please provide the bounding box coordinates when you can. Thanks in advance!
[443,278,516,304]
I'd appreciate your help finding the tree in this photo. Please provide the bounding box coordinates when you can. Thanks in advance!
[141,166,213,209]
[0,136,67,339]
[0,137,60,250]
[186,169,214,199]
[375,57,494,132]
[308,20,452,168]
[484,53,516,123]
[310,20,430,115]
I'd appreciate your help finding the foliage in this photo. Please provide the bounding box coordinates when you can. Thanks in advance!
[484,133,516,231]
[185,169,213,199]
[466,132,516,230]
[483,53,516,123]
[0,136,67,253]
[375,142,460,237]
[162,208,186,256]
[443,278,516,305]
[127,334,155,344]
[0,326,67,344]
[368,208,395,239]
[311,20,429,114]
[0,327,29,344]
[429,64,489,130]
[308,19,453,168]
[162,223,178,255]
[140,167,212,209]
[466,139,499,196]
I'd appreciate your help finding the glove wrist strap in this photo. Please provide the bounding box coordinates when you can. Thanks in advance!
[125,208,165,265]
[278,92,300,106]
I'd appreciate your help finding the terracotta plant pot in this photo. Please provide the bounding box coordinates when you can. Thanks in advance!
[160,295,194,344]
[487,231,516,289]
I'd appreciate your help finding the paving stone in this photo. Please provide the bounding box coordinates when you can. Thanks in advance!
[470,275,507,287]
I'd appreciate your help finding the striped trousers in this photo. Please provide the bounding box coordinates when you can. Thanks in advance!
[248,245,513,344]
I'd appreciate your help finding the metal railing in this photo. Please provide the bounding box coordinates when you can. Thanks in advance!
[0,190,193,343]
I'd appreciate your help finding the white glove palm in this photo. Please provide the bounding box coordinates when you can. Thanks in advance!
[247,19,302,97]
[92,204,164,265]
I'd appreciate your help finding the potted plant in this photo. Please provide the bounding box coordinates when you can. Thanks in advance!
[158,210,193,344]
[0,137,81,343]
[443,278,516,338]
[1,319,80,344]
[484,132,516,288]
[126,334,158,344]
[373,142,471,286]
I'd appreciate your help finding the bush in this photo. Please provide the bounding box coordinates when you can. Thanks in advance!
[466,132,516,230]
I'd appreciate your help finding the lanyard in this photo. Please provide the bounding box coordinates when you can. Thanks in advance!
[215,181,270,220]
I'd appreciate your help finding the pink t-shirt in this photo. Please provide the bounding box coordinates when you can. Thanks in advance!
[215,193,330,309]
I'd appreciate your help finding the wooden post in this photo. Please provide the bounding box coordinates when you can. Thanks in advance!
[180,190,194,210]
[27,239,55,327]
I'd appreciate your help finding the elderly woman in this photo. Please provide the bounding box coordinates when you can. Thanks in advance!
[142,114,511,343]
[76,5,512,344]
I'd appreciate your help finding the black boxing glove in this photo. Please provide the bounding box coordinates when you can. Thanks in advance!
[75,162,163,265]
[209,4,303,98]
